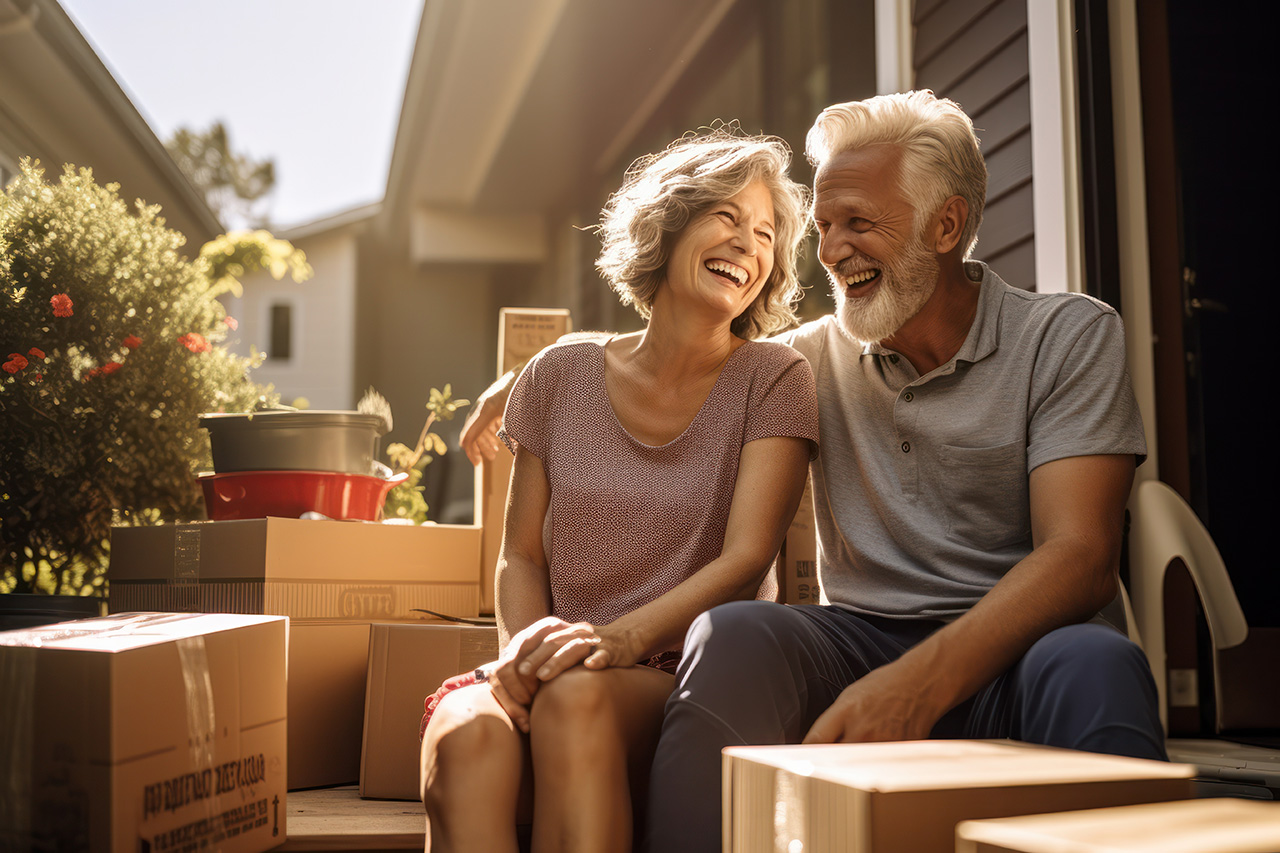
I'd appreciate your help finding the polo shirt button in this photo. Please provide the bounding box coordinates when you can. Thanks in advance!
[901,441,911,453]
[904,392,914,402]
[889,355,900,364]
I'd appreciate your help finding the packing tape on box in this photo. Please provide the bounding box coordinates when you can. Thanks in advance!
[0,614,223,848]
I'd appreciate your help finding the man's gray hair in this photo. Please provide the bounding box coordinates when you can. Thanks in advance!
[805,90,987,258]
[596,129,810,340]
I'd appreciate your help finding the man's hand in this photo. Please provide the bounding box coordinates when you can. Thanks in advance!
[459,380,511,465]
[802,658,943,744]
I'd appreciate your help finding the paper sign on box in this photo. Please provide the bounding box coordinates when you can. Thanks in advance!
[723,740,1195,853]
[360,622,499,800]
[477,307,571,614]
[0,613,288,853]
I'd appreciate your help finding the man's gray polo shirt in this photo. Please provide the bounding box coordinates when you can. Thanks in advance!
[776,262,1146,621]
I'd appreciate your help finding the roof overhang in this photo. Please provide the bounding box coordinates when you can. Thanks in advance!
[383,0,737,246]
[0,0,222,244]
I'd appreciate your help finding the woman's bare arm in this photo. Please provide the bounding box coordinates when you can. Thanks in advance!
[523,435,812,680]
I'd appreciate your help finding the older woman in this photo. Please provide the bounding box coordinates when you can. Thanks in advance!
[419,131,818,853]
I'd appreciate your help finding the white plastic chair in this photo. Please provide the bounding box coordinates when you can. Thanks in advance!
[1127,479,1248,732]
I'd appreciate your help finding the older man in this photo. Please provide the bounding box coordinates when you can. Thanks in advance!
[639,91,1164,851]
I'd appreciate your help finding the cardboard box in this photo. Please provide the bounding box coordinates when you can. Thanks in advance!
[956,798,1280,853]
[360,622,500,800]
[778,474,821,605]
[108,519,481,790]
[477,307,571,614]
[722,740,1195,853]
[285,620,372,789]
[0,612,287,853]
[108,518,482,619]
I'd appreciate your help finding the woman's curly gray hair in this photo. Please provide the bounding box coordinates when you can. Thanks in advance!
[595,129,809,340]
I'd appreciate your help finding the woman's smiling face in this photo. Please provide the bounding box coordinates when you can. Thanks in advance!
[661,179,776,323]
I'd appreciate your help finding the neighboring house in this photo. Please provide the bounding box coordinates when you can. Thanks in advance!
[224,202,376,412]
[0,0,219,245]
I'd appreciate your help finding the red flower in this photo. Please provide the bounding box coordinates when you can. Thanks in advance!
[123,335,142,350]
[50,293,74,317]
[224,316,239,331]
[28,347,45,360]
[3,356,26,374]
[84,367,100,380]
[34,373,43,382]
[179,332,211,354]
[100,362,121,375]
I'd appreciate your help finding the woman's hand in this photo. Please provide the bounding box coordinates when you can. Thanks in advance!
[513,621,644,683]
[487,616,571,732]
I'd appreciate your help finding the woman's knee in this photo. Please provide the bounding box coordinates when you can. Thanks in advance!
[421,689,520,806]
[529,667,616,738]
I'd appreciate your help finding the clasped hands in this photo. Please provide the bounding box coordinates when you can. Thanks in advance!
[487,616,640,733]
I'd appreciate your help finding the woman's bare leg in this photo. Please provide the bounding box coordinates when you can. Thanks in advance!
[420,684,533,853]
[528,665,674,853]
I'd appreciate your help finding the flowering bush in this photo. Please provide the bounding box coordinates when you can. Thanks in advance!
[0,160,311,595]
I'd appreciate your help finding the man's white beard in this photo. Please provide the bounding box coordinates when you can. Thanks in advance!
[831,230,939,344]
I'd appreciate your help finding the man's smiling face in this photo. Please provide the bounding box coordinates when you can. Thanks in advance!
[812,145,940,344]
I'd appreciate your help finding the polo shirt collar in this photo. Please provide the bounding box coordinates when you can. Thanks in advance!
[858,260,1003,367]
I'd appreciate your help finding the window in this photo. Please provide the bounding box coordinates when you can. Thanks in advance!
[269,303,293,361]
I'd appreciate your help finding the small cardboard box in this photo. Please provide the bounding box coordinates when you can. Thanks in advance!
[360,622,500,800]
[0,612,287,853]
[778,475,821,605]
[722,740,1195,853]
[108,519,482,790]
[477,307,571,614]
[956,798,1280,853]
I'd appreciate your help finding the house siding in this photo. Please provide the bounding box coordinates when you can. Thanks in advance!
[913,0,1036,290]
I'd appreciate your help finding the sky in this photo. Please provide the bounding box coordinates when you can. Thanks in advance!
[59,0,423,228]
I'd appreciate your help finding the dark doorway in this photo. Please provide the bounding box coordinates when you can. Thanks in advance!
[1162,5,1278,626]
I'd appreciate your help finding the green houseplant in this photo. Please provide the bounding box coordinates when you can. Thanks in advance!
[0,160,310,596]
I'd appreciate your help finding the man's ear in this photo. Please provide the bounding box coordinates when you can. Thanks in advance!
[932,195,969,255]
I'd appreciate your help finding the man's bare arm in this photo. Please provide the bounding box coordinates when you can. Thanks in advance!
[804,453,1135,743]
[459,331,614,464]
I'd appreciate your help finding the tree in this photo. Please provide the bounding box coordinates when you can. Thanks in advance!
[0,160,310,595]
[166,121,275,228]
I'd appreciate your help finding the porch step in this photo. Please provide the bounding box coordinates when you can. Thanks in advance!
[281,786,423,851]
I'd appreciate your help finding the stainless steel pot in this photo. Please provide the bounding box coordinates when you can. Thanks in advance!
[199,410,390,474]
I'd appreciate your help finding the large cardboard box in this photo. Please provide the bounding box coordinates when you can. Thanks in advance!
[0,612,287,853]
[477,307,571,614]
[108,518,481,790]
[359,622,500,800]
[108,518,482,619]
[722,740,1195,853]
[956,798,1280,853]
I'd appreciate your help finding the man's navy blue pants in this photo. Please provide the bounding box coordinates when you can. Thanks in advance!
[642,601,1167,853]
